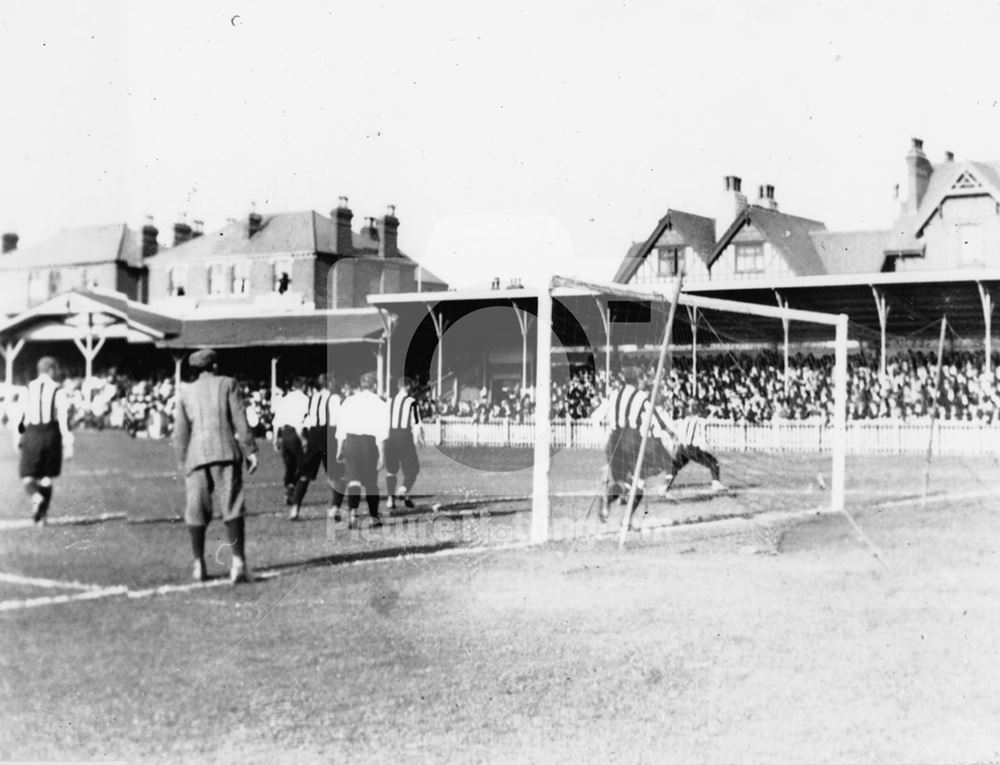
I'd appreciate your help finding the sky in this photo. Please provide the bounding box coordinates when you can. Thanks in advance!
[2,0,1000,289]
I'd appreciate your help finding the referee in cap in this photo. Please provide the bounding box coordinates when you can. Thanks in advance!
[173,348,259,584]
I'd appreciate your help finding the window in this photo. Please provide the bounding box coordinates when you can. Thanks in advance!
[958,224,984,266]
[232,261,250,294]
[28,269,49,304]
[208,263,228,295]
[657,247,682,277]
[168,266,188,297]
[734,244,764,275]
[273,259,292,294]
[48,269,61,296]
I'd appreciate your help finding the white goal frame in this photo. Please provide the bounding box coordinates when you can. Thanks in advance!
[530,275,849,545]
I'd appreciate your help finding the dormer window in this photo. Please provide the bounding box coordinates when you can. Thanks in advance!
[657,247,682,277]
[734,243,764,275]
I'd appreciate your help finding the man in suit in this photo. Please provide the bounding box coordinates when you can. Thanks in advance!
[17,356,74,526]
[174,348,259,584]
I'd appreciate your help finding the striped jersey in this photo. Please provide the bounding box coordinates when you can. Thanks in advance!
[305,389,341,428]
[388,390,420,431]
[22,374,63,426]
[677,416,706,448]
[612,384,650,430]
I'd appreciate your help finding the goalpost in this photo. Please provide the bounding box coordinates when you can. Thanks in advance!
[530,275,849,546]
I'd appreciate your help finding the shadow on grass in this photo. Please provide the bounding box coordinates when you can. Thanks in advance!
[261,540,466,574]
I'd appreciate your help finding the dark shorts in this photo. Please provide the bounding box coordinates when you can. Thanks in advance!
[184,460,246,525]
[605,427,662,484]
[342,434,378,490]
[298,426,332,481]
[19,423,62,479]
[385,429,419,485]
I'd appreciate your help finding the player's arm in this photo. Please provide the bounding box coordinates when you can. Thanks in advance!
[227,379,258,474]
[56,389,75,459]
[589,398,610,426]
[173,391,191,471]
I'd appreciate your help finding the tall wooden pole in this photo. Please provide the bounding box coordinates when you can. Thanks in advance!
[530,283,553,544]
[923,316,948,505]
[620,274,684,547]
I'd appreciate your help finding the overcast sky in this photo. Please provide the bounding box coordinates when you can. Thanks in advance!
[2,0,1000,288]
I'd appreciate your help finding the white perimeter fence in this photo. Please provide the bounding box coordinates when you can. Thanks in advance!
[426,417,1000,456]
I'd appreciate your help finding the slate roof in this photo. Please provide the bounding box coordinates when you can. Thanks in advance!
[811,230,891,274]
[612,210,717,283]
[710,206,828,276]
[0,224,144,270]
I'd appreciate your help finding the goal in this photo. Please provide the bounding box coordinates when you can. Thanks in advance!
[529,275,848,547]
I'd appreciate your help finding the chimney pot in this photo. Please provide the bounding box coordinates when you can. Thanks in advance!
[386,204,396,218]
[2,232,18,253]
[758,184,766,200]
[732,176,742,193]
[905,137,934,214]
[377,205,400,258]
[945,150,954,162]
[911,137,924,151]
[192,219,204,238]
[142,216,159,258]
[338,195,349,209]
[248,204,264,237]
[173,218,193,247]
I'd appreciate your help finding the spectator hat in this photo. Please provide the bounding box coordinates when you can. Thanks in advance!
[188,348,218,369]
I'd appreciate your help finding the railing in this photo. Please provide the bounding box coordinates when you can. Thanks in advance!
[425,417,1000,455]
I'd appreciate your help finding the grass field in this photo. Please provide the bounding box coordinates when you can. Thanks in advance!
[1,431,999,763]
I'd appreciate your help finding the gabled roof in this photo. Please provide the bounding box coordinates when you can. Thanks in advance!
[0,224,144,270]
[0,289,181,342]
[912,160,1000,235]
[710,206,828,276]
[810,230,891,274]
[612,209,716,283]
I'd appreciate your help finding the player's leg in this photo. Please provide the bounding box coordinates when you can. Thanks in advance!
[601,429,623,522]
[290,430,322,520]
[185,467,212,582]
[364,438,382,526]
[342,435,364,528]
[327,435,347,519]
[215,462,250,584]
[384,434,400,509]
[688,446,724,489]
[399,436,419,509]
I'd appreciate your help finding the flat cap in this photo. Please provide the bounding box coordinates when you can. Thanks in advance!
[188,348,218,369]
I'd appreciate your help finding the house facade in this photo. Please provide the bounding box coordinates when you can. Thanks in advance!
[614,138,1000,287]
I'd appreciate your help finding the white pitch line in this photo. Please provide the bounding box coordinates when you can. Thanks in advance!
[0,512,127,532]
[0,571,104,591]
[0,541,532,613]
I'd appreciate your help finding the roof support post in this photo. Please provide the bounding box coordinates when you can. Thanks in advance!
[425,306,445,401]
[686,305,699,401]
[1,338,26,386]
[594,297,612,396]
[513,305,534,394]
[377,309,397,398]
[71,313,107,402]
[774,291,791,398]
[870,286,890,377]
[270,355,280,399]
[977,281,994,378]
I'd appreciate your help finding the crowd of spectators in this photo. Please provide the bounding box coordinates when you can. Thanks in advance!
[4,350,999,438]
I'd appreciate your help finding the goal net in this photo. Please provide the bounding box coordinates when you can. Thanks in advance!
[530,275,848,548]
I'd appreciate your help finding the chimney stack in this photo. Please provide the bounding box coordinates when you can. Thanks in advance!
[142,216,159,258]
[1,232,18,254]
[720,175,748,226]
[377,204,399,258]
[173,217,193,247]
[332,196,354,255]
[191,220,204,239]
[905,137,933,216]
[248,203,263,237]
[756,183,778,211]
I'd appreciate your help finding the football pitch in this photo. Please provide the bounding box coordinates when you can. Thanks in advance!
[1,432,999,762]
